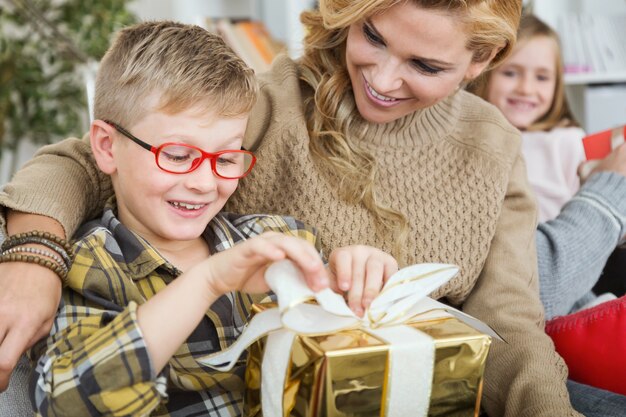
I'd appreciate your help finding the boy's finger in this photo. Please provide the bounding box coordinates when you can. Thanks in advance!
[331,250,352,292]
[268,236,328,290]
[324,266,341,293]
[362,258,385,309]
[347,256,365,317]
[383,257,399,283]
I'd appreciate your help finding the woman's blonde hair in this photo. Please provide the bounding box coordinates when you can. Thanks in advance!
[299,0,522,261]
[94,21,257,128]
[470,14,579,131]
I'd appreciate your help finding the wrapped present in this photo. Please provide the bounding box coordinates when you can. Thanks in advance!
[199,261,500,417]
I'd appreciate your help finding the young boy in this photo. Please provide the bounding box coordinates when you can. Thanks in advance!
[27,22,397,416]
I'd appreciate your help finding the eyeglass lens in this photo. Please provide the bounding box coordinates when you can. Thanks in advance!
[157,145,252,178]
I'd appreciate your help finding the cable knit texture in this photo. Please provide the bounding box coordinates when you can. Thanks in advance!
[0,56,580,417]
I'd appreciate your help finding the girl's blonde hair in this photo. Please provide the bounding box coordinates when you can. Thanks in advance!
[470,14,579,131]
[299,0,522,262]
[94,21,257,128]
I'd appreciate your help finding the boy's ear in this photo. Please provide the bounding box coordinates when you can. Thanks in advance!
[90,120,118,175]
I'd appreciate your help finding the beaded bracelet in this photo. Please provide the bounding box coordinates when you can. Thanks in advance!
[2,246,67,274]
[0,253,68,286]
[2,235,73,269]
[1,231,72,254]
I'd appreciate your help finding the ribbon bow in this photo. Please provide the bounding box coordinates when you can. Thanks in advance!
[199,260,499,417]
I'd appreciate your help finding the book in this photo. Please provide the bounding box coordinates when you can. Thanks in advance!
[216,19,284,73]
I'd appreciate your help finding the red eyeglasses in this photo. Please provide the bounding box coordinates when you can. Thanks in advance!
[104,120,256,179]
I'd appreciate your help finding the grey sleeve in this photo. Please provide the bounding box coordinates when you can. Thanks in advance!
[537,172,626,320]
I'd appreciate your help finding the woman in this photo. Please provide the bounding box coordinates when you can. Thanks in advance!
[0,1,583,415]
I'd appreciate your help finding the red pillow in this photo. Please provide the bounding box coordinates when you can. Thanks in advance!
[545,295,626,396]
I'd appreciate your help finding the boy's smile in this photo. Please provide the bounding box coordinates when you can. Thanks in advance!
[103,107,248,252]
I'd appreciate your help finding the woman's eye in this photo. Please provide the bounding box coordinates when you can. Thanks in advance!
[411,60,442,75]
[363,23,384,46]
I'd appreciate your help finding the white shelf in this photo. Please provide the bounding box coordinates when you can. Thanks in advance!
[565,71,626,85]
[533,0,626,131]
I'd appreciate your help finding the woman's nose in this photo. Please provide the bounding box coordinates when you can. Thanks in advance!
[370,57,404,93]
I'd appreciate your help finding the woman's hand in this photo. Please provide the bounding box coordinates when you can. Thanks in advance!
[328,245,398,317]
[0,211,65,392]
[202,232,329,299]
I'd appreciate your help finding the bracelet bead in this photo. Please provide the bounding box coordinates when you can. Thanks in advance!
[2,235,73,269]
[2,246,67,273]
[0,253,68,286]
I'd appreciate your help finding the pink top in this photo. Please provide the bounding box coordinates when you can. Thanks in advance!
[522,127,586,223]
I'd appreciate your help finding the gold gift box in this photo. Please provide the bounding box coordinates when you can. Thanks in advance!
[244,303,492,417]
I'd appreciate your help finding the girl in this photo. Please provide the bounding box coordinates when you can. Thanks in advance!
[472,15,626,416]
[472,14,626,318]
[473,14,586,223]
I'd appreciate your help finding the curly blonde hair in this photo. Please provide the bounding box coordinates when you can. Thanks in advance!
[299,0,522,260]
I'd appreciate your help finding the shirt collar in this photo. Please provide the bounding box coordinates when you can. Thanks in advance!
[99,199,247,281]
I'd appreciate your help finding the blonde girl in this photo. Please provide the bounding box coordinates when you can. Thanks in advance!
[472,14,587,222]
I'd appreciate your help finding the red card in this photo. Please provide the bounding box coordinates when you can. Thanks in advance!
[582,126,626,160]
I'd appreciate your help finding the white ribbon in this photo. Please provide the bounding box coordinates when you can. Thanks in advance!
[198,260,500,417]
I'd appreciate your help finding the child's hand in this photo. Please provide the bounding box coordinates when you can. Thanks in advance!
[202,232,329,298]
[328,246,398,317]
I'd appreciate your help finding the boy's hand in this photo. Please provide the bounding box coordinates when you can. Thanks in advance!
[203,232,329,298]
[328,246,398,317]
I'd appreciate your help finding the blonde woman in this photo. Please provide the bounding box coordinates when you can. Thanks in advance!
[0,1,592,415]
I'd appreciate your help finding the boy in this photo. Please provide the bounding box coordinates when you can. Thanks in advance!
[27,22,396,416]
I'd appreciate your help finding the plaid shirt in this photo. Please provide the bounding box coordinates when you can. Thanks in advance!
[29,207,319,417]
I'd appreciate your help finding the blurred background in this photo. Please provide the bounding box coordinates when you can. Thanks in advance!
[1,0,625,185]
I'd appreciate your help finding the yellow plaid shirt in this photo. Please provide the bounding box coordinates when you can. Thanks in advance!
[29,207,319,417]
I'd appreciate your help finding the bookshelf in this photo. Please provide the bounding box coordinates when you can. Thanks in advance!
[128,0,316,73]
[531,0,626,132]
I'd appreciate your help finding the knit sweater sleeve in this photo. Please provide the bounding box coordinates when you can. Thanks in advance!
[0,135,111,237]
[537,171,626,319]
[462,153,581,417]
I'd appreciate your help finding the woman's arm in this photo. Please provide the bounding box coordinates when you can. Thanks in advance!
[462,154,581,417]
[0,136,112,237]
[0,136,111,391]
[0,212,66,391]
[537,171,626,319]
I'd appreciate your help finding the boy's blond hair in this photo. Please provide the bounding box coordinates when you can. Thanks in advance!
[94,21,257,128]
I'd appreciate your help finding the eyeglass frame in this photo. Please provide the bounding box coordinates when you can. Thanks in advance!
[103,120,256,179]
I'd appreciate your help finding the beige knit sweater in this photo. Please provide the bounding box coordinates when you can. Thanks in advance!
[0,56,579,417]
